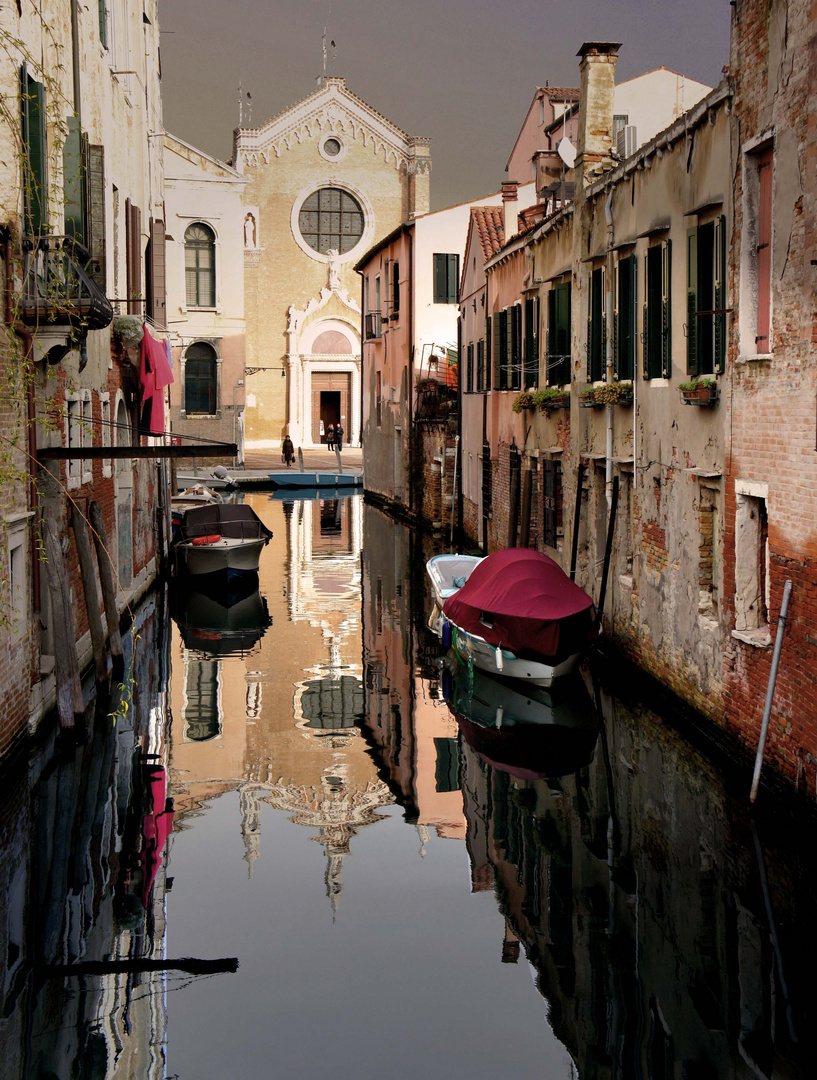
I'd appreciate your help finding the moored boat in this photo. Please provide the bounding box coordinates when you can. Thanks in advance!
[441,548,597,687]
[426,553,485,636]
[268,471,362,490]
[175,503,272,577]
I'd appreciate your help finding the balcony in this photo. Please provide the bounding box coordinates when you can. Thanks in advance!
[17,236,113,332]
[364,311,382,340]
[414,379,458,423]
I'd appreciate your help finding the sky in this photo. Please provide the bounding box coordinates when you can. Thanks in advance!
[159,0,732,211]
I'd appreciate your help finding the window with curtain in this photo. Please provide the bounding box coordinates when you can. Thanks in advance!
[185,342,217,415]
[185,223,216,307]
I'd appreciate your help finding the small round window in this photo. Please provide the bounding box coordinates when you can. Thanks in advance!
[323,137,341,157]
[298,187,364,254]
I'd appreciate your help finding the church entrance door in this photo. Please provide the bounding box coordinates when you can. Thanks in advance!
[311,371,350,444]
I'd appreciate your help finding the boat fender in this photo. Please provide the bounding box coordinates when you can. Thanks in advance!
[495,646,504,672]
[441,620,452,649]
[191,534,223,546]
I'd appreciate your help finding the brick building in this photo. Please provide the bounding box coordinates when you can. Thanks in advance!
[0,0,166,750]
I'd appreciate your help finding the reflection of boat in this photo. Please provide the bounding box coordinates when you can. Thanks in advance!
[268,471,362,490]
[441,548,596,687]
[442,660,599,779]
[426,553,484,632]
[175,503,272,577]
[172,571,272,656]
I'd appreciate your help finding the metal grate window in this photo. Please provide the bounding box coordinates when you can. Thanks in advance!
[299,187,364,254]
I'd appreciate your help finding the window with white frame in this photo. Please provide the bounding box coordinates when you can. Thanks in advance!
[81,394,93,484]
[100,393,112,478]
[6,524,27,635]
[66,397,82,487]
[185,222,216,308]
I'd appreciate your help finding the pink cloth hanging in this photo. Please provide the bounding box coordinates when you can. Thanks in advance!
[140,325,175,435]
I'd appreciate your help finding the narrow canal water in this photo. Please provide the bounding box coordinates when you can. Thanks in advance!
[1,493,814,1079]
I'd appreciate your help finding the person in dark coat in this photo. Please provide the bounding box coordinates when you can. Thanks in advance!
[326,424,335,451]
[281,435,295,467]
[334,423,344,452]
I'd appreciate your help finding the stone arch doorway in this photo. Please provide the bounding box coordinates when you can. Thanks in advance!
[312,371,350,445]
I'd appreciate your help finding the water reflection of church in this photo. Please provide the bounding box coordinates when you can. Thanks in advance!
[169,494,395,910]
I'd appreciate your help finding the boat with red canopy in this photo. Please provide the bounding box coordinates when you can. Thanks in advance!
[441,548,597,686]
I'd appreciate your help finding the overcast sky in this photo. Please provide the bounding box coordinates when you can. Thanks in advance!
[159,0,731,210]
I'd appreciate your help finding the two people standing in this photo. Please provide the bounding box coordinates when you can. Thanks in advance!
[326,423,344,452]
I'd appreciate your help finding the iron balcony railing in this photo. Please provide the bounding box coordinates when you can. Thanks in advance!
[18,235,113,331]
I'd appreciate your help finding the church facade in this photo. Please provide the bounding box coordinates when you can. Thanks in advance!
[233,77,430,450]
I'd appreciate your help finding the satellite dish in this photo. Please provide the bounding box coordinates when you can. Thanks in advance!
[557,137,576,169]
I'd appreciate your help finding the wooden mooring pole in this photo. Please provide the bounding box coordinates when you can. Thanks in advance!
[88,501,124,670]
[749,578,793,804]
[71,503,107,683]
[569,462,585,582]
[43,518,84,729]
[596,476,619,620]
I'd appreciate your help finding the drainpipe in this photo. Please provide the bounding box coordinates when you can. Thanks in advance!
[70,0,82,120]
[408,227,414,517]
[4,230,41,614]
[604,189,615,509]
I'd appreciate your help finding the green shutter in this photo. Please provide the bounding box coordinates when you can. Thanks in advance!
[433,254,445,303]
[586,276,593,382]
[447,254,458,303]
[601,267,607,382]
[63,116,86,243]
[687,227,699,376]
[547,289,556,385]
[662,238,672,379]
[486,314,492,386]
[643,250,650,379]
[21,65,48,238]
[492,314,502,389]
[98,0,108,48]
[556,282,571,385]
[612,260,619,378]
[714,215,726,373]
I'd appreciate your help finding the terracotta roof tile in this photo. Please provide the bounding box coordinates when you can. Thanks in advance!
[539,86,580,100]
[471,206,505,262]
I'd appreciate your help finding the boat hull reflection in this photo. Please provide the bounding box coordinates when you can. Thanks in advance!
[172,570,272,657]
[442,661,599,780]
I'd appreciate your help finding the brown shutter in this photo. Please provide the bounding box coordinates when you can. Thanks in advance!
[85,145,106,290]
[147,217,166,328]
[127,202,142,313]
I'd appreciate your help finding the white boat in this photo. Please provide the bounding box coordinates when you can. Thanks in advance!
[175,503,272,577]
[176,466,237,491]
[426,553,484,636]
[441,548,597,688]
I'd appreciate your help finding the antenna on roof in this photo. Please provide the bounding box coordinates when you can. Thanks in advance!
[319,11,334,87]
[238,80,243,126]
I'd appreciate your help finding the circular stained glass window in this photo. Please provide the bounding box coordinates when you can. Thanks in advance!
[323,137,341,156]
[298,187,364,254]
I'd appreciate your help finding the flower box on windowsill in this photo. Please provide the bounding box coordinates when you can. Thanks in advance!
[680,380,718,406]
[534,389,570,412]
[579,390,604,409]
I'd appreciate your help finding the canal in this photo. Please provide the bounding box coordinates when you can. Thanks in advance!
[0,493,813,1078]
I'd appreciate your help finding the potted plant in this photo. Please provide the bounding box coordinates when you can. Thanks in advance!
[534,386,570,411]
[595,381,634,406]
[579,387,604,408]
[113,314,144,349]
[679,377,718,405]
[511,390,537,413]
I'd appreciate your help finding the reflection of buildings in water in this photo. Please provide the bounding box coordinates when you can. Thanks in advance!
[238,775,395,913]
[360,502,467,841]
[0,596,174,1079]
[458,687,812,1080]
[285,495,363,661]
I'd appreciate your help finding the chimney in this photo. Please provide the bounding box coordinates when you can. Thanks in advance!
[501,181,519,240]
[575,41,621,186]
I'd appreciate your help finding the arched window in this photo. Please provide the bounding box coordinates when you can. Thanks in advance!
[185,223,215,307]
[185,342,217,415]
[298,188,364,254]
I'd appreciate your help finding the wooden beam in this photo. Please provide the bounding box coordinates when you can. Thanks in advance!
[42,956,239,977]
[37,443,237,461]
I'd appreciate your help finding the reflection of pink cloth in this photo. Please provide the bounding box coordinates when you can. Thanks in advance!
[140,326,175,434]
[141,767,175,907]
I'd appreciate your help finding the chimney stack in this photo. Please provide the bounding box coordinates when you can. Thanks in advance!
[501,181,519,240]
[575,41,621,186]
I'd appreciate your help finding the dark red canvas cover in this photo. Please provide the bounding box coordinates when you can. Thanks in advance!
[442,548,595,663]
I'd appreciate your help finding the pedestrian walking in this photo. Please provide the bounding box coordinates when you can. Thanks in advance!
[281,435,295,467]
[327,424,335,451]
[335,423,344,452]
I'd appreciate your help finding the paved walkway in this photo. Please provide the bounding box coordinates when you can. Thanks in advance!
[239,446,363,482]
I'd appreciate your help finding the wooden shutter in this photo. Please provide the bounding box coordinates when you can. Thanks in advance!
[543,459,557,549]
[547,288,556,384]
[493,313,503,389]
[147,218,167,328]
[642,252,650,379]
[447,254,458,303]
[555,282,571,385]
[486,315,492,388]
[714,215,726,373]
[612,260,619,379]
[20,65,48,237]
[687,227,699,377]
[586,275,593,381]
[433,254,446,303]
[756,150,772,350]
[63,116,85,243]
[477,339,485,391]
[126,201,142,313]
[85,145,106,289]
[662,239,672,378]
[392,260,400,314]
